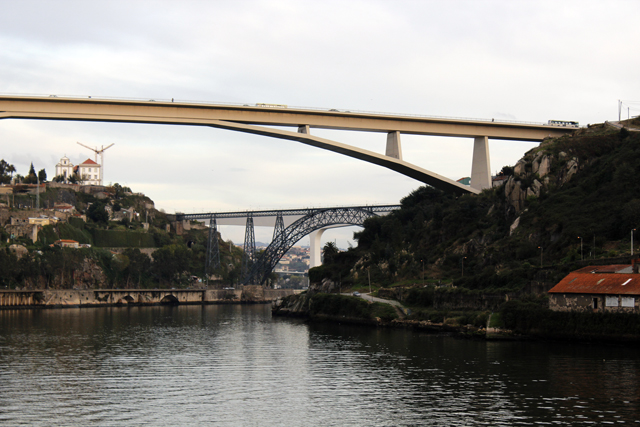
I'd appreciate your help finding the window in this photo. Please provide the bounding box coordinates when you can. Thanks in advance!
[605,296,618,307]
[621,297,634,308]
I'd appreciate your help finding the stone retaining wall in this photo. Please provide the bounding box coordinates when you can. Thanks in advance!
[0,288,301,308]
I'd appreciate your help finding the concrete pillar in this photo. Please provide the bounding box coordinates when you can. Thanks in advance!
[309,229,326,268]
[298,125,310,134]
[471,136,491,191]
[385,131,402,160]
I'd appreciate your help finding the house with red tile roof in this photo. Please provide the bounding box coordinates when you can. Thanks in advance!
[53,239,80,248]
[55,156,102,185]
[73,158,101,186]
[548,263,640,312]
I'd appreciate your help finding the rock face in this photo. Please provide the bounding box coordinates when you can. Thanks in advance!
[310,278,340,294]
[503,149,579,214]
[73,258,109,289]
[9,244,28,259]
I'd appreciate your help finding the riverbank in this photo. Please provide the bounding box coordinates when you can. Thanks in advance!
[273,292,640,344]
[0,287,300,309]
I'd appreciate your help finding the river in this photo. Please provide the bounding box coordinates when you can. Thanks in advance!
[0,305,638,426]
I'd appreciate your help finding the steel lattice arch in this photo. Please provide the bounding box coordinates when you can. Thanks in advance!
[177,205,399,287]
[245,206,394,286]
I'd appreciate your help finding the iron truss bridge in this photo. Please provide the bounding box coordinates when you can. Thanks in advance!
[176,205,400,286]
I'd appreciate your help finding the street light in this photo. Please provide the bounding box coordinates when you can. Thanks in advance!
[421,259,424,286]
[632,229,636,256]
[538,246,543,267]
[461,256,467,277]
[578,236,583,260]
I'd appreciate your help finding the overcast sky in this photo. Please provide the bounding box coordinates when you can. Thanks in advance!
[1,0,639,248]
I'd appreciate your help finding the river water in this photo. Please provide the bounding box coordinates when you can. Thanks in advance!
[0,305,638,426]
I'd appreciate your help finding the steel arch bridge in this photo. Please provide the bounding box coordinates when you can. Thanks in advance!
[245,206,394,286]
[177,205,399,287]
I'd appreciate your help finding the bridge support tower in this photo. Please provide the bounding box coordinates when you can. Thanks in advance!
[471,136,491,191]
[241,215,256,283]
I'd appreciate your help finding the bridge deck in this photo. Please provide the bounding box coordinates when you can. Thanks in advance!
[0,95,574,141]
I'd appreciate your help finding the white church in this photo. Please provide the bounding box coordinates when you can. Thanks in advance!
[55,156,102,186]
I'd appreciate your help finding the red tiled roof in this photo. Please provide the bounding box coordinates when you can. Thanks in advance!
[572,265,631,274]
[549,266,640,295]
[80,158,98,165]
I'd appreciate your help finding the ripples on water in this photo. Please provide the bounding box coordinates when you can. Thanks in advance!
[0,305,638,426]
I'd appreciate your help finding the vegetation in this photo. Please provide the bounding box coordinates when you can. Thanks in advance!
[0,182,245,289]
[499,299,640,339]
[312,124,640,296]
[306,293,398,322]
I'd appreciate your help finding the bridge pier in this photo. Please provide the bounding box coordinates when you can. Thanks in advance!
[470,136,491,191]
[385,131,402,160]
[309,228,326,268]
[242,215,256,282]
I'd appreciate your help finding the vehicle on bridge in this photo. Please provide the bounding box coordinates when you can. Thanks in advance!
[548,120,579,127]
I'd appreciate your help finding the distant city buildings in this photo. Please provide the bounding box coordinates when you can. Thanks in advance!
[275,246,310,273]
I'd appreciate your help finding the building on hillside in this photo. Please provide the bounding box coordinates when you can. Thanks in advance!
[53,203,75,213]
[28,217,56,226]
[55,156,75,181]
[548,264,640,312]
[74,159,101,185]
[54,156,102,185]
[53,239,80,248]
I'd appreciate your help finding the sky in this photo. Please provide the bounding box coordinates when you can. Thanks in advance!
[1,0,639,248]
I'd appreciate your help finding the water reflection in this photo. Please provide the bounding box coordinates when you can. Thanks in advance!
[0,306,638,426]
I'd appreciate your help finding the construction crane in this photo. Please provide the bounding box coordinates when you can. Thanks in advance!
[77,142,115,186]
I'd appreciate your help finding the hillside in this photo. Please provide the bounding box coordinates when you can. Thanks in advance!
[0,183,244,290]
[312,118,640,294]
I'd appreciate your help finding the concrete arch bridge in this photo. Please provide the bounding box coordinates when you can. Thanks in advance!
[177,205,400,286]
[0,95,577,194]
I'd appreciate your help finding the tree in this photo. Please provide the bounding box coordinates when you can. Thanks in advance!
[122,248,151,288]
[38,168,47,183]
[87,202,109,225]
[23,163,38,184]
[0,159,16,184]
[322,241,339,264]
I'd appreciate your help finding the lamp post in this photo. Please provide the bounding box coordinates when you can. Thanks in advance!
[632,229,636,256]
[538,246,543,267]
[461,256,467,277]
[578,236,583,260]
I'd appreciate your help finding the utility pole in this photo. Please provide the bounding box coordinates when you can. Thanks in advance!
[619,99,622,121]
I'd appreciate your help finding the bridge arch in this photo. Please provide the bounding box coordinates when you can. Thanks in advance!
[117,295,135,304]
[0,96,575,194]
[245,206,387,286]
[160,295,179,305]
